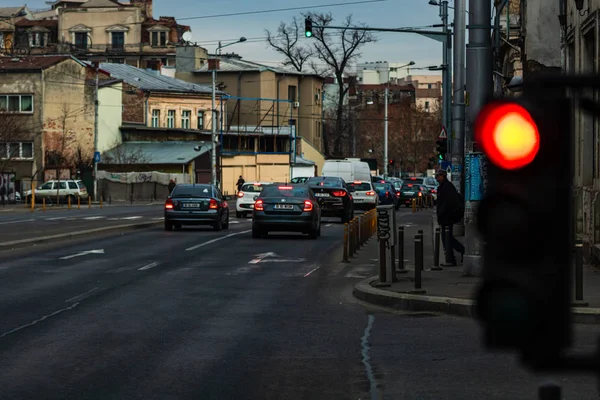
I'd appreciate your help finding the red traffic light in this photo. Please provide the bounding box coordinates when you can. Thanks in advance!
[475,102,540,170]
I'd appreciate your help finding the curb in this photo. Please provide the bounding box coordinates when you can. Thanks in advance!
[0,221,162,251]
[353,276,600,324]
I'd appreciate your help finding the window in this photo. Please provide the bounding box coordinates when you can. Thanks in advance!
[40,182,53,190]
[151,31,167,47]
[77,181,87,189]
[197,110,204,130]
[428,84,432,89]
[30,32,46,48]
[167,110,175,128]
[109,58,124,64]
[68,182,78,189]
[58,182,67,190]
[111,32,124,50]
[0,94,33,113]
[0,142,34,159]
[74,32,88,49]
[424,101,430,111]
[288,85,297,102]
[151,109,160,127]
[181,110,191,129]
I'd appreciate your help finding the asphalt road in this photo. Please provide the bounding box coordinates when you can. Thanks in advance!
[0,209,598,399]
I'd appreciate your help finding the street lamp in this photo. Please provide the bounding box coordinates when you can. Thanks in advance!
[384,61,414,177]
[210,37,247,187]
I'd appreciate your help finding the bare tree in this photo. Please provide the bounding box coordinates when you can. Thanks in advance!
[265,17,313,72]
[266,12,376,156]
[45,103,77,205]
[102,143,150,164]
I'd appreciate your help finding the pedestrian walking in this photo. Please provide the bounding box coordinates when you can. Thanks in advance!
[236,175,245,193]
[168,178,176,194]
[435,169,465,265]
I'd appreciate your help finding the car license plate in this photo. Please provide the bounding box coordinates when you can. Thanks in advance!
[182,203,200,208]
[274,204,294,210]
[403,192,414,195]
[354,199,364,202]
[314,193,329,197]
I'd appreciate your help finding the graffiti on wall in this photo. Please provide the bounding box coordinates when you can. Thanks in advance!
[0,172,16,202]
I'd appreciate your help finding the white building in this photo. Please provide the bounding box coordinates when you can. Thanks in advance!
[356,61,413,84]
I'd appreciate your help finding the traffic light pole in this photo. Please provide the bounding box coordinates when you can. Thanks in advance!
[384,86,389,176]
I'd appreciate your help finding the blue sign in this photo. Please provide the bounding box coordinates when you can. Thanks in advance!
[464,152,487,201]
[94,151,101,163]
[440,160,451,171]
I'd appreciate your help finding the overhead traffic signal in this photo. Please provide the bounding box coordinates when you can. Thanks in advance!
[389,159,395,166]
[474,92,573,368]
[435,138,447,160]
[305,17,313,37]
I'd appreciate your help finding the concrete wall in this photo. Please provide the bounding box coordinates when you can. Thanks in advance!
[298,136,325,175]
[98,81,123,153]
[122,82,146,124]
[524,0,562,70]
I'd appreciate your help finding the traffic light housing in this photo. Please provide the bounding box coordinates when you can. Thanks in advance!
[474,92,573,367]
[305,17,313,37]
[389,159,394,166]
[435,138,447,160]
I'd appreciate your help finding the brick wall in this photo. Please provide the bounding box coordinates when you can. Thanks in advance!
[122,83,145,124]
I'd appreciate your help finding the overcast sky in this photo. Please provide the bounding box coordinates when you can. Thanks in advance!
[24,0,464,76]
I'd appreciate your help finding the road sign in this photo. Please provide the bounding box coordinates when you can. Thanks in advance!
[439,127,447,139]
[441,160,451,170]
[446,166,452,175]
[94,151,101,163]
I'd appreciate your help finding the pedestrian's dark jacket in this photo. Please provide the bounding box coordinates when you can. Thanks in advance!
[236,178,245,190]
[168,181,176,193]
[436,179,463,225]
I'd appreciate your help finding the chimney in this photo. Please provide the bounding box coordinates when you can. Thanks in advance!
[131,0,153,19]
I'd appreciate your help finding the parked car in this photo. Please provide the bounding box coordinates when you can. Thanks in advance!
[347,180,378,210]
[235,182,273,218]
[306,176,355,223]
[164,184,230,231]
[252,184,321,239]
[24,180,88,204]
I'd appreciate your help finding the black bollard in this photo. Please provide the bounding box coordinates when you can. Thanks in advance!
[397,226,407,273]
[410,233,426,294]
[538,382,561,400]
[378,238,388,284]
[572,239,588,307]
[442,225,456,266]
[431,227,442,271]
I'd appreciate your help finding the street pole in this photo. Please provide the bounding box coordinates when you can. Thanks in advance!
[452,0,466,193]
[441,0,452,161]
[93,64,99,202]
[384,86,389,177]
[463,0,493,276]
[211,67,217,187]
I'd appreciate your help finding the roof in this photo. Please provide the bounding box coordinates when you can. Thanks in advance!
[80,0,125,7]
[101,142,211,165]
[0,55,85,72]
[0,6,27,18]
[292,156,316,166]
[195,56,320,77]
[15,19,58,28]
[358,84,415,91]
[99,63,226,95]
[30,9,58,19]
[98,78,122,87]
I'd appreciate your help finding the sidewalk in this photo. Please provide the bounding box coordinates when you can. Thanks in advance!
[352,211,600,324]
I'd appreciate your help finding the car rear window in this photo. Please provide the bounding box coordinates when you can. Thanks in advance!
[262,186,309,197]
[77,181,86,189]
[373,183,390,191]
[401,184,417,190]
[171,185,213,198]
[307,177,343,187]
[406,178,424,184]
[241,183,265,192]
[349,182,371,191]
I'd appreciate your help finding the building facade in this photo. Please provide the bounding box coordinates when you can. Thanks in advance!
[394,75,443,112]
[356,61,413,84]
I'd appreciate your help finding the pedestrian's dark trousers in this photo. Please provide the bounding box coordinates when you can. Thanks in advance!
[441,224,465,262]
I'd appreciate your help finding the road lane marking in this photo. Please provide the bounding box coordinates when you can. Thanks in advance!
[138,262,159,271]
[83,216,105,220]
[46,217,66,220]
[121,216,143,220]
[249,252,276,264]
[0,218,35,225]
[0,302,80,339]
[59,249,105,260]
[152,217,164,220]
[304,265,321,277]
[185,230,251,251]
[361,314,378,400]
[326,224,332,227]
[65,287,100,303]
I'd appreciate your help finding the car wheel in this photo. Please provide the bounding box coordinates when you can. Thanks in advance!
[25,195,32,204]
[223,215,230,229]
[242,212,248,218]
[252,226,261,238]
[165,221,173,231]
[308,226,319,239]
[174,224,182,231]
[236,211,242,218]
[213,218,223,231]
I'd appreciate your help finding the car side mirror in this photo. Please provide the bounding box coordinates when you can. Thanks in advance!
[253,196,258,201]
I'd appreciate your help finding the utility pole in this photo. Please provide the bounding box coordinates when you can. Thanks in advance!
[211,62,217,187]
[452,0,466,193]
[383,86,389,177]
[440,0,453,161]
[463,0,493,276]
[93,64,99,202]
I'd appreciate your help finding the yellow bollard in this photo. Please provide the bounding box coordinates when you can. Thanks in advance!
[78,196,81,210]
[42,198,46,212]
[68,195,71,210]
[30,188,35,212]
[412,198,416,213]
[88,196,91,209]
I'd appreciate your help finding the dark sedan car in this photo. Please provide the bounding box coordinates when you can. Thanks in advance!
[164,184,230,231]
[252,185,321,238]
[306,176,355,223]
[372,182,396,206]
[398,183,430,207]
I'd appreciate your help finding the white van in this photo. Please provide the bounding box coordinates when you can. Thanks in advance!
[321,159,371,183]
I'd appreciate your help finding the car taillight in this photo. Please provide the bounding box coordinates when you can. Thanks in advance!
[396,192,400,196]
[303,200,313,212]
[385,191,390,197]
[278,186,293,190]
[418,192,422,197]
[331,190,346,197]
[209,199,218,209]
[254,199,264,211]
[432,189,437,193]
[366,191,375,196]
[165,199,174,209]
[237,191,244,198]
